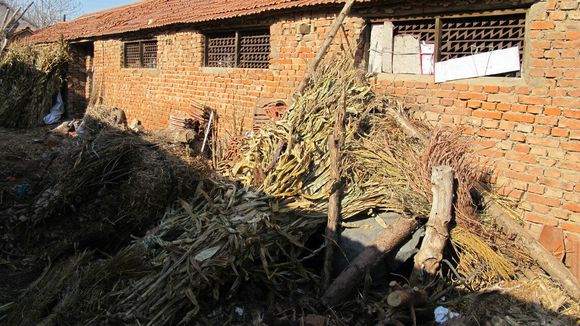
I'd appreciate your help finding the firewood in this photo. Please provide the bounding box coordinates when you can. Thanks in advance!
[387,288,428,308]
[322,89,346,291]
[483,192,580,301]
[321,215,423,307]
[411,166,455,284]
[386,104,580,301]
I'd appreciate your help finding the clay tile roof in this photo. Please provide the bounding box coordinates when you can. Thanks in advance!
[26,0,351,43]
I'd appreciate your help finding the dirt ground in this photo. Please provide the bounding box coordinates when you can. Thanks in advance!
[0,126,578,326]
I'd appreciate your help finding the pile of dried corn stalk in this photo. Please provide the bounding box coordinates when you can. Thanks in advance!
[0,41,69,128]
[3,57,579,326]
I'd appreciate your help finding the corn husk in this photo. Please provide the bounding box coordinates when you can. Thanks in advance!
[0,42,69,128]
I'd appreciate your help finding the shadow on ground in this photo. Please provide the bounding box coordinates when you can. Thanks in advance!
[0,126,577,325]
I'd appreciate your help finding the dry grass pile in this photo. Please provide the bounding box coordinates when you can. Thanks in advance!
[31,130,176,232]
[0,42,69,128]
[224,58,518,287]
[225,59,432,220]
[1,58,576,326]
[3,176,324,325]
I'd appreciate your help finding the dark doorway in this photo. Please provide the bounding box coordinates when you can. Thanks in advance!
[66,42,94,118]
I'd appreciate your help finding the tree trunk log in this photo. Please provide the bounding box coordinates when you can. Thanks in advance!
[295,0,356,96]
[322,90,347,291]
[322,216,422,307]
[387,288,429,308]
[411,166,455,284]
[483,193,580,301]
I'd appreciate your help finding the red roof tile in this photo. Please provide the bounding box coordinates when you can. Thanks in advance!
[26,0,350,43]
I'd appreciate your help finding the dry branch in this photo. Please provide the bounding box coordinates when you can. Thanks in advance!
[411,166,455,284]
[322,90,347,291]
[295,0,356,96]
[484,195,580,301]
[386,101,579,300]
[322,215,422,307]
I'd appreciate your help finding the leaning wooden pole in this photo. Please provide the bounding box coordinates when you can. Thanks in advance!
[295,0,356,96]
[387,103,580,301]
[411,166,455,285]
[322,89,347,291]
[483,193,580,301]
[322,216,423,307]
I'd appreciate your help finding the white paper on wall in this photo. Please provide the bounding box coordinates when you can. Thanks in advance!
[420,43,435,75]
[368,24,385,73]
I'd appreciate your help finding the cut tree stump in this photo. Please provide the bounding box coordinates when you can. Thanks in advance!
[387,288,429,308]
[321,215,422,307]
[411,166,455,284]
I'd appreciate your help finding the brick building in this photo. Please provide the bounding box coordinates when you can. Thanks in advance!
[26,0,579,276]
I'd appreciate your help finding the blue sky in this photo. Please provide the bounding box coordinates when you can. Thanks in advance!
[78,0,136,16]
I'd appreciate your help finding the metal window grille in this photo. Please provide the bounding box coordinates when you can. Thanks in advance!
[142,41,158,68]
[393,19,436,43]
[440,14,526,61]
[205,29,270,69]
[123,40,158,68]
[374,12,526,76]
[124,42,141,68]
[206,32,237,67]
[239,30,270,69]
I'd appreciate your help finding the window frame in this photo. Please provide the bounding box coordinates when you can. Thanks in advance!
[122,39,158,69]
[204,27,271,69]
[366,8,528,77]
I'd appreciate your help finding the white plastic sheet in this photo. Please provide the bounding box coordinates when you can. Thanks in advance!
[43,92,64,125]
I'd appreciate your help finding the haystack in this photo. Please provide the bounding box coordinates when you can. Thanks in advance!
[0,42,69,128]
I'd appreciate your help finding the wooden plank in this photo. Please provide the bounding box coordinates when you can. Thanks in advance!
[366,7,529,22]
[368,23,385,73]
[382,21,394,73]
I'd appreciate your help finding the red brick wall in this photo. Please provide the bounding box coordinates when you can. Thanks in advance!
[370,0,579,274]
[77,0,578,273]
[90,13,364,134]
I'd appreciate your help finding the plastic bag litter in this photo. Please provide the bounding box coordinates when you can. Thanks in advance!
[43,92,64,125]
[434,306,461,324]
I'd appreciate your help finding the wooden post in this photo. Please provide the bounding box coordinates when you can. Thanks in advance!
[322,215,422,307]
[295,0,356,96]
[322,90,347,291]
[411,166,455,284]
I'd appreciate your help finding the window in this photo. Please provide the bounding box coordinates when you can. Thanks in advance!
[368,12,526,77]
[123,39,158,68]
[205,29,270,69]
